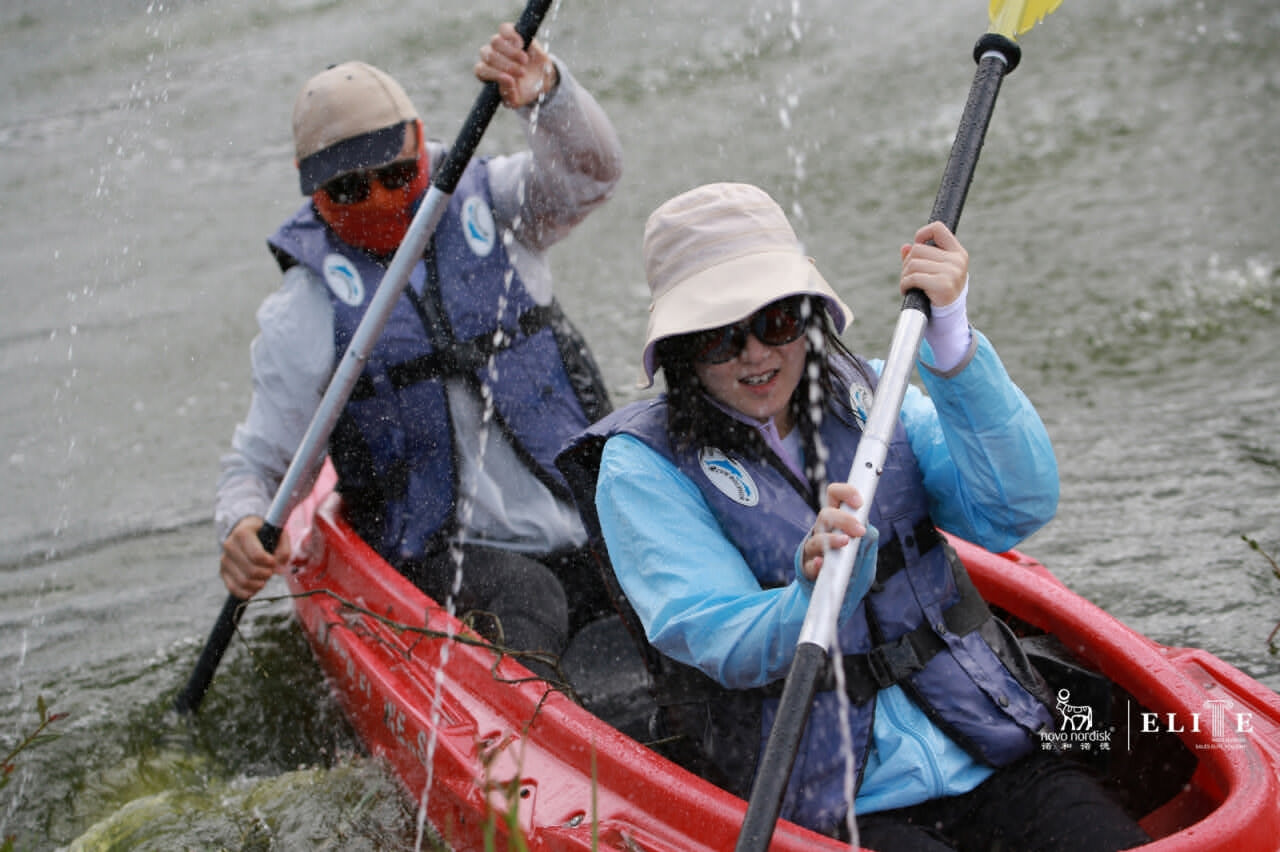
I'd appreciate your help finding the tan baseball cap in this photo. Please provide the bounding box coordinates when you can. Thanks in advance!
[292,61,419,195]
[640,182,853,385]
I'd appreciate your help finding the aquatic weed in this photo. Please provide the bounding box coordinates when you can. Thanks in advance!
[2,696,69,852]
[1242,535,1280,653]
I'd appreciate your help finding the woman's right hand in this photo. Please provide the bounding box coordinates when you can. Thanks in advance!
[475,21,558,109]
[801,482,867,581]
[899,220,968,309]
[220,515,291,600]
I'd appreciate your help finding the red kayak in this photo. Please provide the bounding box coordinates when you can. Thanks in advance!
[283,465,1280,851]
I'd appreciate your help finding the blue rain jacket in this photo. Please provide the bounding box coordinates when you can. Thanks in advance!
[590,332,1058,831]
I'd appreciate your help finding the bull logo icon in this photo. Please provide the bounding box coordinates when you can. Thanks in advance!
[1056,688,1094,732]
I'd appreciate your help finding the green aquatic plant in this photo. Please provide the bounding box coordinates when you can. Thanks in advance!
[207,593,600,851]
[2,696,68,852]
[65,761,417,850]
[254,589,572,691]
[1242,535,1280,654]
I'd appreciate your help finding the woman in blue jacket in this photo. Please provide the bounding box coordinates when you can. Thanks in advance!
[562,183,1148,850]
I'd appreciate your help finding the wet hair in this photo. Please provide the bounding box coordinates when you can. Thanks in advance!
[654,296,862,505]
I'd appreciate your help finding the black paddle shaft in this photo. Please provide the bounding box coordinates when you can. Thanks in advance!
[734,643,825,850]
[434,0,556,193]
[172,0,556,718]
[172,522,281,717]
[903,32,1021,315]
[733,32,1021,852]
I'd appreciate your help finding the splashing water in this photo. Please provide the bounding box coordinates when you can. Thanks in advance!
[417,6,564,847]
[801,299,862,847]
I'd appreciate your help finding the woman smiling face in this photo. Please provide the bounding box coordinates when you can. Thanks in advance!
[693,331,806,436]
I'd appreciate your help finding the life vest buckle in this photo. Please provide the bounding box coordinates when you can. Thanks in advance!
[867,634,926,688]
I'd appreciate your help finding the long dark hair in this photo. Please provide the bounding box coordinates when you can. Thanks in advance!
[653,296,862,505]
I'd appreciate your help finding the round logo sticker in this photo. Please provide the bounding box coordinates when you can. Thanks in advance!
[322,254,364,306]
[699,448,759,507]
[850,383,874,430]
[460,195,496,257]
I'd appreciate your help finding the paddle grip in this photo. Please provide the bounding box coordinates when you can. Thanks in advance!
[929,33,1020,235]
[734,642,826,852]
[902,287,931,316]
[432,0,555,195]
[257,520,282,555]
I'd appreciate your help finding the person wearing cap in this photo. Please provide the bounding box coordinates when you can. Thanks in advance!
[557,184,1149,849]
[216,24,622,673]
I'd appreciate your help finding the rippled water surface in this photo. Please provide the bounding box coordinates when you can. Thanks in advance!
[2,0,1277,848]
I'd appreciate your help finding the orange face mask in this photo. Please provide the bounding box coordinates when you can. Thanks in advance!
[313,141,431,255]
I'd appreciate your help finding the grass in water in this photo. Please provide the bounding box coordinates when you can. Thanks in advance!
[2,696,68,852]
[1242,535,1280,654]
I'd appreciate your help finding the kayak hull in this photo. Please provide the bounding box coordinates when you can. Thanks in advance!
[284,470,1280,851]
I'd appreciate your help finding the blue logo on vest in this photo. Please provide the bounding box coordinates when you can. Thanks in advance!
[699,448,759,507]
[850,383,873,430]
[460,195,496,258]
[322,253,365,306]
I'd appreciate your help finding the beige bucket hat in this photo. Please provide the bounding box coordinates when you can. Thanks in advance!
[640,182,853,386]
[292,61,419,195]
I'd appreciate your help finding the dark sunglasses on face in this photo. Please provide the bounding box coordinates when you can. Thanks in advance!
[322,159,419,205]
[691,297,809,364]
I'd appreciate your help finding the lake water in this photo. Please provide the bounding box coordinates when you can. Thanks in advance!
[2,0,1277,848]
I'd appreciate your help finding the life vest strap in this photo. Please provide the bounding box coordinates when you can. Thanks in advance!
[350,304,557,400]
[837,562,991,704]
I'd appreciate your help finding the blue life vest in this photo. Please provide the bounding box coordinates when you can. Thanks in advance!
[268,160,610,566]
[557,356,1052,806]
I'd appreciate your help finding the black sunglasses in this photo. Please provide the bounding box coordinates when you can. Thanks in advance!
[322,160,419,205]
[691,297,809,364]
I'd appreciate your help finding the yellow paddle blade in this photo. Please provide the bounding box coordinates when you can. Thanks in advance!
[989,0,1064,38]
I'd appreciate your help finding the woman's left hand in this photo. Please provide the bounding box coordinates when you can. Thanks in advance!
[899,220,969,308]
[801,482,867,581]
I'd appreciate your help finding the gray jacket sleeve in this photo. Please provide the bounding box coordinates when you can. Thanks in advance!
[483,59,623,303]
[214,265,333,543]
